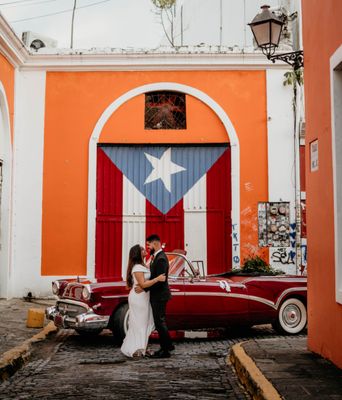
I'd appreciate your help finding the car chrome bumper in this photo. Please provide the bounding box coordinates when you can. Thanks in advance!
[45,305,109,331]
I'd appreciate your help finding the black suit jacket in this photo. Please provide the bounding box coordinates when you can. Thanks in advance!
[146,251,171,302]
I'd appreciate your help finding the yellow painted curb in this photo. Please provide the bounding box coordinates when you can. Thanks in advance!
[229,342,282,400]
[0,321,57,382]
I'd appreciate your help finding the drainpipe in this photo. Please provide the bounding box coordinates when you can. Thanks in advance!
[294,80,302,274]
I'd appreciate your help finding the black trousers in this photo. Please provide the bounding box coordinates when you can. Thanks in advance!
[150,300,173,351]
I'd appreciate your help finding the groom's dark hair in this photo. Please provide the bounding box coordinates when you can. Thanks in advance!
[146,234,161,242]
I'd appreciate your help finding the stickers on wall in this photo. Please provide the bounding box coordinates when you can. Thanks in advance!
[258,202,290,247]
[310,139,319,172]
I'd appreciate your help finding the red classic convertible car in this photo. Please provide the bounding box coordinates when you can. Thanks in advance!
[46,252,307,342]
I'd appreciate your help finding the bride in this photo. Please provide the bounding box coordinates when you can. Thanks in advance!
[121,244,166,357]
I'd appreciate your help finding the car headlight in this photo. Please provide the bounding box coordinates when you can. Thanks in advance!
[82,285,91,300]
[52,281,60,295]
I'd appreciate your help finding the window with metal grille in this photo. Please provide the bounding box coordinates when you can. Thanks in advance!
[145,91,186,130]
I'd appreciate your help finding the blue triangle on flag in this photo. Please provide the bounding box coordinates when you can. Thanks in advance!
[102,145,228,214]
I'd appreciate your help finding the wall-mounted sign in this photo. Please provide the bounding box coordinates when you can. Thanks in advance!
[310,139,319,172]
[258,202,290,247]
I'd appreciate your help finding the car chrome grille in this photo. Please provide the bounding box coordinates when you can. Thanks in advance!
[57,302,87,318]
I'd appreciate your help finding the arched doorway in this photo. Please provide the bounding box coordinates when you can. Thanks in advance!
[87,82,240,280]
[0,82,11,298]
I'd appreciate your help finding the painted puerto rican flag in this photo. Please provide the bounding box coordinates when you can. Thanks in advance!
[96,145,231,280]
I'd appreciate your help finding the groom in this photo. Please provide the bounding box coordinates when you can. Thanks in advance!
[136,234,174,358]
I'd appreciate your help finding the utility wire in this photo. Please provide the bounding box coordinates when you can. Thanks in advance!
[0,0,60,8]
[0,0,54,5]
[10,0,113,23]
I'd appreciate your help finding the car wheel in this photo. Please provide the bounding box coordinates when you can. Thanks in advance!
[111,303,129,344]
[273,298,307,335]
[75,328,103,336]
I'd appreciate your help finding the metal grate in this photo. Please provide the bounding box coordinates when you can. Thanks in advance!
[145,91,186,130]
[57,302,87,318]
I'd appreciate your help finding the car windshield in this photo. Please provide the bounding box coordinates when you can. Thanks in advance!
[167,254,194,278]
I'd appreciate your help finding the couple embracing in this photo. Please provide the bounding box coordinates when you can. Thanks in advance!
[121,234,174,359]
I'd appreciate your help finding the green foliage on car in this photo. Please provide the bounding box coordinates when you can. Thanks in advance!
[230,255,285,276]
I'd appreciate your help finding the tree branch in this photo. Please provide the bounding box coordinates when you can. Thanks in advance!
[161,11,174,46]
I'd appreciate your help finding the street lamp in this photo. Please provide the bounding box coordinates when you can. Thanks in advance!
[248,5,304,70]
[249,5,304,274]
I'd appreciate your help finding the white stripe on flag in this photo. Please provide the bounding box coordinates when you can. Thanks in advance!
[183,174,207,275]
[122,177,146,280]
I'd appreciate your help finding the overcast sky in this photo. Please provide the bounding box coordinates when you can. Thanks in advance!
[0,0,165,49]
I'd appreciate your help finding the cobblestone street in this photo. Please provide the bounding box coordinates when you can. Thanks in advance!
[0,299,53,355]
[0,326,289,400]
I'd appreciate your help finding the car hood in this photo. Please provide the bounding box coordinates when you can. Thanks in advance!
[61,280,127,301]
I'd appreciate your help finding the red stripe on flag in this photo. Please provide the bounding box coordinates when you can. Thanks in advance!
[146,200,184,253]
[96,148,123,281]
[206,147,232,274]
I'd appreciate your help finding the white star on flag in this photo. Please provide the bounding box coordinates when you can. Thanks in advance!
[144,148,186,192]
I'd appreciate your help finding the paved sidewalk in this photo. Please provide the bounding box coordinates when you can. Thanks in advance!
[0,299,54,355]
[230,336,342,400]
[0,299,56,381]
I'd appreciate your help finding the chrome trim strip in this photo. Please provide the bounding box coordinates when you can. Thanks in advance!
[184,292,274,308]
[191,281,245,288]
[76,313,110,329]
[227,293,276,308]
[79,286,307,309]
[183,291,276,308]
[57,299,90,310]
[243,277,307,283]
[101,295,128,299]
[275,287,307,309]
[185,292,231,297]
[182,287,307,309]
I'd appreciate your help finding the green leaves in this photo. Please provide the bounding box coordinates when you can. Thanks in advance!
[283,68,304,87]
[237,255,285,276]
[151,0,176,9]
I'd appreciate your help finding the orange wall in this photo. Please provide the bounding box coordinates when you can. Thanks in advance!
[42,70,268,276]
[0,53,15,140]
[302,0,342,368]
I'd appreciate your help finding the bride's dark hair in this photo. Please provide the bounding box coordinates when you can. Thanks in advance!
[126,244,144,289]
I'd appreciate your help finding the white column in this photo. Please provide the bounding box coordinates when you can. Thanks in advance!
[0,82,12,298]
[122,177,146,279]
[266,68,296,274]
[183,175,207,274]
[9,71,47,297]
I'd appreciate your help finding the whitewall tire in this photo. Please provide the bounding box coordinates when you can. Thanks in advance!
[273,298,307,335]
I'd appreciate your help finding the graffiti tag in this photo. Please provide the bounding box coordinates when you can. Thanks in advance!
[232,223,240,266]
[271,248,295,265]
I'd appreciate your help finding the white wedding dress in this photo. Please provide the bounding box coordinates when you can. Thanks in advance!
[120,264,155,357]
